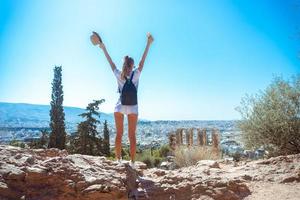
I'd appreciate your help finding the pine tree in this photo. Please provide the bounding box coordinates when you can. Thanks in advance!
[48,66,66,150]
[76,99,105,156]
[103,120,110,156]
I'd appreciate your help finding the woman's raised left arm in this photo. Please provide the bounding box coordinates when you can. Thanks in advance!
[138,33,154,72]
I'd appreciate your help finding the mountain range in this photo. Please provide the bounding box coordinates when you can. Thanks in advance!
[0,102,114,128]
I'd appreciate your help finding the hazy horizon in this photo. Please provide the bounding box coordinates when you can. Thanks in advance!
[0,101,239,121]
[1,0,300,120]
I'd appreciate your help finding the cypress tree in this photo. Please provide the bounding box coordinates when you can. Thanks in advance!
[48,66,66,149]
[103,120,110,156]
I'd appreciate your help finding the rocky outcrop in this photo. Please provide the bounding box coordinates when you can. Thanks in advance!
[0,145,299,200]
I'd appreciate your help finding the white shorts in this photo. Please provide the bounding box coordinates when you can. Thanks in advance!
[114,99,138,115]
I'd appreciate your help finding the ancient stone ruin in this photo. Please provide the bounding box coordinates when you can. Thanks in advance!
[169,128,220,150]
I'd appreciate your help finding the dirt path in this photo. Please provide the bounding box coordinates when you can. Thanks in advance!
[244,182,300,200]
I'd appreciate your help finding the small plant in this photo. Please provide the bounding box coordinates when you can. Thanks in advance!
[121,147,130,160]
[153,157,162,167]
[174,146,221,168]
[141,155,153,168]
[135,147,165,168]
[9,139,26,148]
[136,151,154,167]
[159,144,171,157]
[232,152,242,162]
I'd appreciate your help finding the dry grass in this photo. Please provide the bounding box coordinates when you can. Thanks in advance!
[174,145,221,167]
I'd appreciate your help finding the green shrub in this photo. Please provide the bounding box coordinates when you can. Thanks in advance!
[121,147,130,159]
[232,152,242,162]
[9,139,26,148]
[109,150,115,158]
[153,157,162,167]
[135,147,165,168]
[159,144,171,157]
[20,142,25,148]
[140,154,153,168]
[236,75,300,156]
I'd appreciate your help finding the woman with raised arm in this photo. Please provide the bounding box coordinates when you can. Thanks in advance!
[91,32,154,168]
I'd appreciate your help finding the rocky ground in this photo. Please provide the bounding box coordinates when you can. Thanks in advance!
[0,145,299,200]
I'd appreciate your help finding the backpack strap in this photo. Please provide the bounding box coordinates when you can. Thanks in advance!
[130,71,135,81]
[124,71,135,82]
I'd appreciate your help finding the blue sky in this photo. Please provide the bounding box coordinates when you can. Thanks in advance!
[0,0,299,120]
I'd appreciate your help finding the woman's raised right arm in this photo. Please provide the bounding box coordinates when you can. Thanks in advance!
[91,32,116,71]
[99,43,116,72]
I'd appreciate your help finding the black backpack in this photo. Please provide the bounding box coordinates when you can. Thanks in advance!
[120,71,137,105]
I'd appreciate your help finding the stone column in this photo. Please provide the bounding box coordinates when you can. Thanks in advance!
[212,128,220,150]
[189,128,194,146]
[197,128,202,146]
[185,129,190,146]
[180,128,184,145]
[176,129,181,146]
[203,128,208,146]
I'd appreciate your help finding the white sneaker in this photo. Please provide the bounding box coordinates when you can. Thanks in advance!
[129,160,136,169]
[114,158,123,167]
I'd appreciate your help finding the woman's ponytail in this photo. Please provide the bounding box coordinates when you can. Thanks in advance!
[121,56,134,80]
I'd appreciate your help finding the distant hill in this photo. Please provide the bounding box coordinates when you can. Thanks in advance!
[0,102,114,128]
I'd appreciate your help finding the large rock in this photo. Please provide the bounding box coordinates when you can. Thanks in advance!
[0,145,299,200]
[160,161,177,170]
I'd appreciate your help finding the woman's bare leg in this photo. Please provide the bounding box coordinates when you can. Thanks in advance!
[128,114,138,162]
[114,112,124,160]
